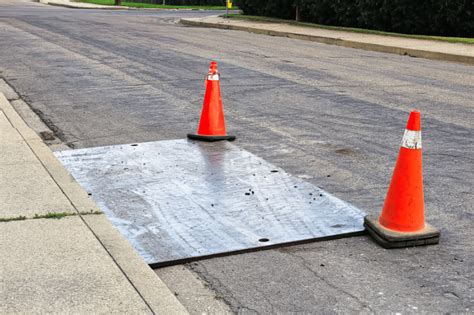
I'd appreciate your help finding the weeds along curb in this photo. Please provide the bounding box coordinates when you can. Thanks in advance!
[0,210,103,223]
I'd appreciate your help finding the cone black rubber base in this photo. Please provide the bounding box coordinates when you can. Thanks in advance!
[364,215,440,249]
[187,134,236,142]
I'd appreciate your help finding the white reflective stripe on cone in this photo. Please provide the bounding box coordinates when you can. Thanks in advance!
[207,74,219,81]
[401,129,422,149]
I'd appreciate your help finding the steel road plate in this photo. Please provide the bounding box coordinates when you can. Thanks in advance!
[56,139,365,266]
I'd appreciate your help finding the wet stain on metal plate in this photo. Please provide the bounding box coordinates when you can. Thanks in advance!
[55,139,365,266]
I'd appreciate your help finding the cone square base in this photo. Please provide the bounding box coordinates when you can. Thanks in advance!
[364,215,440,249]
[187,134,236,142]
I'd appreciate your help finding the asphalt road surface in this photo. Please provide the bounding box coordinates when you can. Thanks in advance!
[1,1,473,313]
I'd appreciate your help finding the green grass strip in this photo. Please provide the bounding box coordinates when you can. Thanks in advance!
[226,14,474,45]
[0,215,27,222]
[77,0,229,10]
[0,210,102,222]
[33,210,103,219]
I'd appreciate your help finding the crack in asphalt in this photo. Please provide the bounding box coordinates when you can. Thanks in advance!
[0,75,71,147]
[187,263,239,313]
[238,306,261,314]
[252,286,275,314]
[284,251,375,314]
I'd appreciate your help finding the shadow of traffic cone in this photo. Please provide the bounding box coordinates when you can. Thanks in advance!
[364,110,440,248]
[187,61,235,142]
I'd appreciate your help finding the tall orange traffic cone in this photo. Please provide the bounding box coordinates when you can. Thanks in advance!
[187,61,235,142]
[364,110,440,248]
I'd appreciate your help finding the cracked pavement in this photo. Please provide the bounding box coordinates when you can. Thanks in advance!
[0,1,473,313]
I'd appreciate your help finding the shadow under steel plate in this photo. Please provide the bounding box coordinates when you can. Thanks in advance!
[55,139,365,267]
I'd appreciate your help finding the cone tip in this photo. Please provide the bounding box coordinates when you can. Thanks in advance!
[208,61,218,74]
[406,110,421,131]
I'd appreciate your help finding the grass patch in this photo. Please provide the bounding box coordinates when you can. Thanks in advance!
[33,210,103,219]
[77,0,229,10]
[33,212,73,219]
[0,210,102,223]
[34,212,72,219]
[79,209,103,215]
[0,215,27,222]
[226,14,474,45]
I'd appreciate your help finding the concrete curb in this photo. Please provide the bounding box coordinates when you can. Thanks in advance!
[180,19,474,65]
[0,93,188,314]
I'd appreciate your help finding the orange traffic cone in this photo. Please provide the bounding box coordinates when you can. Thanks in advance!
[187,61,235,142]
[364,110,440,248]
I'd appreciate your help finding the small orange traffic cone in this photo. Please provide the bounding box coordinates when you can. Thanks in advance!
[364,110,440,248]
[187,61,235,142]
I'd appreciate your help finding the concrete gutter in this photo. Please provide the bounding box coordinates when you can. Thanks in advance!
[0,92,188,314]
[180,16,474,65]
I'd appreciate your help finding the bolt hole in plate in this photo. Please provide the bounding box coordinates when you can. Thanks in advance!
[55,139,365,267]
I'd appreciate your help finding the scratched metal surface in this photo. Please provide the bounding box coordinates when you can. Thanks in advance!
[55,139,365,266]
